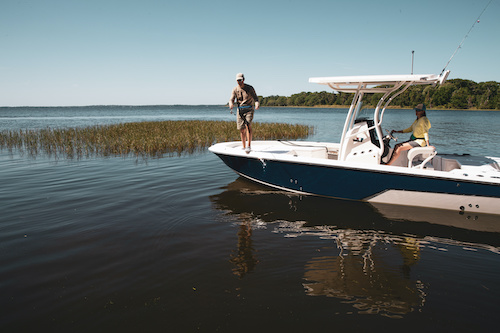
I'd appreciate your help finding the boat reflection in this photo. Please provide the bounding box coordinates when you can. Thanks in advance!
[210,177,500,317]
[302,232,424,318]
[211,177,500,244]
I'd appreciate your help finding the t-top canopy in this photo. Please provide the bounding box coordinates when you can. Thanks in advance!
[309,71,450,93]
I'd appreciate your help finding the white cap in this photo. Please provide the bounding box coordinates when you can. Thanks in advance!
[236,73,244,81]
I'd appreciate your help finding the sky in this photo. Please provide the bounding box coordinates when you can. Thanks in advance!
[0,0,498,106]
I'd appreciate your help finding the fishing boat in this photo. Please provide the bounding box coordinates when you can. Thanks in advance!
[209,71,500,215]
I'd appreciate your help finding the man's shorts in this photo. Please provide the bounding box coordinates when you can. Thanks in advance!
[237,109,254,130]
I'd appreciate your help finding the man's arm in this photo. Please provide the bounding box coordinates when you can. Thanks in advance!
[229,88,236,110]
[249,86,259,110]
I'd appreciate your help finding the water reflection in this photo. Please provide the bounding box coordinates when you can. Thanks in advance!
[270,220,426,317]
[297,227,423,318]
[212,178,500,247]
[210,177,500,317]
[229,220,259,278]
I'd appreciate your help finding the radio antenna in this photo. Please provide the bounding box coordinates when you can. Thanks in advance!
[411,50,414,75]
[440,0,493,76]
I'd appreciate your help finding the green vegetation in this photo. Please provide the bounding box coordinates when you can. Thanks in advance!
[0,120,312,160]
[260,79,500,110]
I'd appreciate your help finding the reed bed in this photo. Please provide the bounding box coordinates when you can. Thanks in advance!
[0,120,313,159]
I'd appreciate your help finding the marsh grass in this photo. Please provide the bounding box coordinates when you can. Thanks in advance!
[0,120,312,160]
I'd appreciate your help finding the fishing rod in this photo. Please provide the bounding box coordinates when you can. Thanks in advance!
[440,0,493,76]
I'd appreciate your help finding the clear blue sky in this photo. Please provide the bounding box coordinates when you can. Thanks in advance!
[1,0,498,106]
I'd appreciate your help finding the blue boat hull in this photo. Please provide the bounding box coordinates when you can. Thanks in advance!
[214,153,500,203]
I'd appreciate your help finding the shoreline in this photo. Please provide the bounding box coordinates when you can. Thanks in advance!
[262,105,500,111]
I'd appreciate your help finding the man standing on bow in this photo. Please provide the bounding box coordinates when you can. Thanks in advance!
[229,73,259,153]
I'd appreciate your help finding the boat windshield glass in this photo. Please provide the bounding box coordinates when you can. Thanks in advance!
[355,107,375,122]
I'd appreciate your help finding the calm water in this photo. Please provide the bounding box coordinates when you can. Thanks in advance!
[1,106,500,332]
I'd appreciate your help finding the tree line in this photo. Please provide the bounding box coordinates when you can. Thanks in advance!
[259,79,500,110]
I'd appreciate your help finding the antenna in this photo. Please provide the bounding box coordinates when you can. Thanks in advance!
[411,50,414,75]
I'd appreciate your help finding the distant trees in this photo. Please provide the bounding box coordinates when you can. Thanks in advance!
[260,79,500,110]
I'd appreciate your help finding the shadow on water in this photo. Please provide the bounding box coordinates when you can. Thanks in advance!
[210,177,500,319]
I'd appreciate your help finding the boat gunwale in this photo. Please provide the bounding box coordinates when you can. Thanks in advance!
[209,141,500,187]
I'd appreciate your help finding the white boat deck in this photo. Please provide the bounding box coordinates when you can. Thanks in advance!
[211,140,500,182]
[217,140,339,159]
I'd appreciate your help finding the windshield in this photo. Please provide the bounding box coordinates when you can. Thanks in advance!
[355,106,375,122]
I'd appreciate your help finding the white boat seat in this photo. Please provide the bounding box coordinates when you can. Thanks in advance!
[408,146,436,168]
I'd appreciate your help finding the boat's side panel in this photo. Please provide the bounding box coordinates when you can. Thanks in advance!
[214,153,500,213]
[367,190,499,215]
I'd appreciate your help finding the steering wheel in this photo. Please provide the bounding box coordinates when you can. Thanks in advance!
[386,130,398,142]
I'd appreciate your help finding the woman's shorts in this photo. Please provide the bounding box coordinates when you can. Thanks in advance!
[237,110,254,130]
[408,140,421,148]
[397,140,422,149]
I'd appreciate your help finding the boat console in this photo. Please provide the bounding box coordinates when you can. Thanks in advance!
[343,119,381,164]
